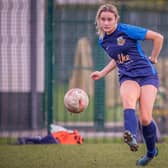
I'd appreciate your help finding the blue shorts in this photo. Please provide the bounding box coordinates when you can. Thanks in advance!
[119,74,160,89]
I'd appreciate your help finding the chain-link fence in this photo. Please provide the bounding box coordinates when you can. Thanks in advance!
[51,0,168,140]
[0,0,168,143]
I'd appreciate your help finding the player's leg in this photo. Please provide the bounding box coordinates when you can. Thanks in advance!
[137,85,158,166]
[120,80,140,151]
[17,136,42,144]
[17,134,59,144]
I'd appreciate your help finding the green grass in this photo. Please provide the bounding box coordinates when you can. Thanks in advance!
[0,141,168,168]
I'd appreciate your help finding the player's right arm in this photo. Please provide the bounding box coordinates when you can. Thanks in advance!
[90,59,116,80]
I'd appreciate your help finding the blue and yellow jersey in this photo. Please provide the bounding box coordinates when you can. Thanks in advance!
[98,23,157,78]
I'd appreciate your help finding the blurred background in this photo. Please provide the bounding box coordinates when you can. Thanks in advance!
[0,0,168,143]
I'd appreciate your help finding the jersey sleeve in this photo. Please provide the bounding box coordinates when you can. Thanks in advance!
[119,23,148,40]
[98,38,103,46]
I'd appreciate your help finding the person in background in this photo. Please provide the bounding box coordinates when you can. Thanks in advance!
[17,129,83,145]
[90,3,163,166]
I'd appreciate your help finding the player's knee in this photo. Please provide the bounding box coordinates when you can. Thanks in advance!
[140,117,152,126]
[122,97,136,108]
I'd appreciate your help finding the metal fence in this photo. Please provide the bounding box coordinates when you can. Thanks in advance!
[0,0,46,141]
[50,1,168,139]
[0,0,168,143]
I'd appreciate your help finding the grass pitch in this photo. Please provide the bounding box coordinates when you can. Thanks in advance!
[0,141,168,168]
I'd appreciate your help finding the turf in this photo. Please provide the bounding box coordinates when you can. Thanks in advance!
[0,142,168,168]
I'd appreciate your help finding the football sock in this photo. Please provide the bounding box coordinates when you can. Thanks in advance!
[142,121,157,158]
[124,108,138,138]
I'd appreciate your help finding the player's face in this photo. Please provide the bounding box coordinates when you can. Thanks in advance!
[99,11,117,35]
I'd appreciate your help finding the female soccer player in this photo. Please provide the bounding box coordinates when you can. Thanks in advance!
[90,3,164,166]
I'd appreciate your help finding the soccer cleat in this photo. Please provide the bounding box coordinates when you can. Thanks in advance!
[136,147,158,166]
[123,130,139,152]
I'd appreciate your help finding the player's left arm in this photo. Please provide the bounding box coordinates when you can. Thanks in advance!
[145,30,164,64]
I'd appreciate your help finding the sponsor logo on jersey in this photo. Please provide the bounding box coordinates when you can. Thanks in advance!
[117,53,130,64]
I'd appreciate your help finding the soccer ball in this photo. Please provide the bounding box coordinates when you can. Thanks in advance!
[64,88,89,113]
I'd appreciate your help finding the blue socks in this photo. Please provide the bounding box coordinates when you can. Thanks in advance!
[124,108,138,138]
[124,109,157,158]
[142,121,157,158]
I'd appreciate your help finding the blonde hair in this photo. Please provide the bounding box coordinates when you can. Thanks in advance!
[95,4,120,39]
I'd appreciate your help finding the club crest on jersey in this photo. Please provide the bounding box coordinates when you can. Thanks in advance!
[117,36,125,46]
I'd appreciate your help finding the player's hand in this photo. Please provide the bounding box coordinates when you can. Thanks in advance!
[149,56,158,64]
[90,71,103,80]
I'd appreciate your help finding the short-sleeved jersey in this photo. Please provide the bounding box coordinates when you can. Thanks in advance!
[98,23,157,78]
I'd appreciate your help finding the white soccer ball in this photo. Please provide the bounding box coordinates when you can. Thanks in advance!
[64,88,89,113]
